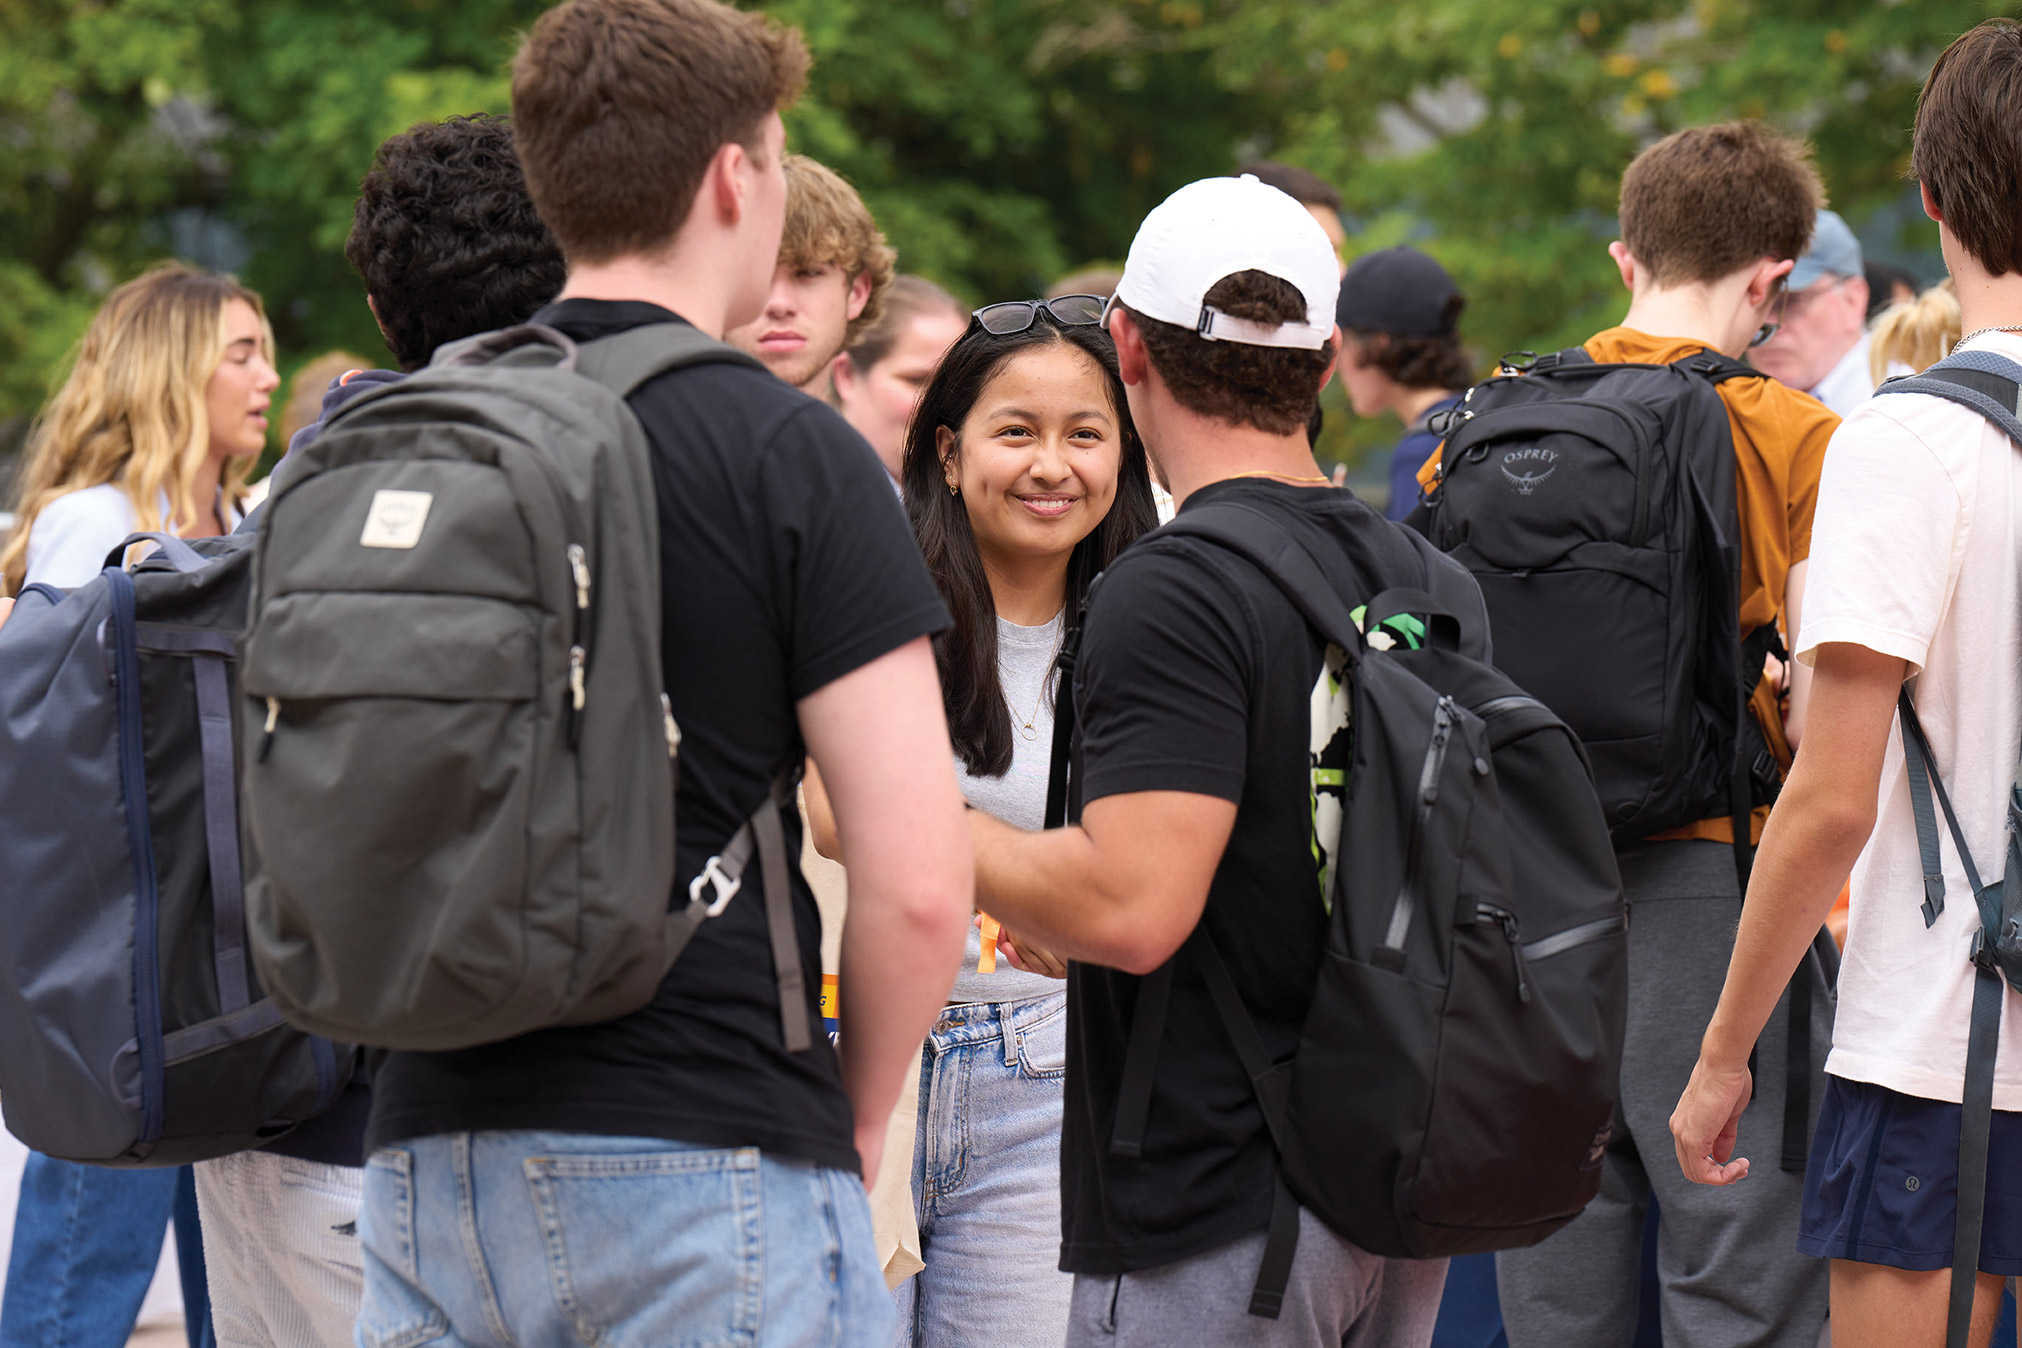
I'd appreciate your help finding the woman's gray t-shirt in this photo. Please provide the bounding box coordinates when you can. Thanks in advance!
[950,610,1068,1004]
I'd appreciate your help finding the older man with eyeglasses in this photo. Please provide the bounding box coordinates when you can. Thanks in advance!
[1751,210,1877,415]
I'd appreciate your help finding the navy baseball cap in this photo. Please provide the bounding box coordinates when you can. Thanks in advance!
[1337,246,1462,337]
[1789,210,1864,291]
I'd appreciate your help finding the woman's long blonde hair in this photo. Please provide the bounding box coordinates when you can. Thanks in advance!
[2,262,272,595]
[1870,279,1962,385]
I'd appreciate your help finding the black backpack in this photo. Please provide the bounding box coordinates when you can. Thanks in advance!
[1414,348,1782,859]
[1083,500,1628,1318]
[0,531,352,1165]
[1871,350,2022,1348]
[1412,348,1830,1173]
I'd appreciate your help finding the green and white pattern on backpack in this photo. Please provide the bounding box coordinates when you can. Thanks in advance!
[1309,606,1428,911]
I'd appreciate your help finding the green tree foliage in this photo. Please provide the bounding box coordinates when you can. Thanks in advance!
[1,0,2014,475]
[1211,0,2011,367]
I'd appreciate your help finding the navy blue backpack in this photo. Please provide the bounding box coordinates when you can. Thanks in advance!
[0,530,350,1165]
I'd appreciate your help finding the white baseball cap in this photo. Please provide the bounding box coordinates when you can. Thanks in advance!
[1112,175,1341,350]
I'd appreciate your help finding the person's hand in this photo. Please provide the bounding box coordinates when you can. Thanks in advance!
[994,921,1069,979]
[1762,650,1788,696]
[1330,463,1348,488]
[1671,1052,1753,1186]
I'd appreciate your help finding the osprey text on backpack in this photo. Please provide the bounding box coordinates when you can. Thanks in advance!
[0,532,350,1165]
[1098,500,1628,1318]
[241,323,811,1053]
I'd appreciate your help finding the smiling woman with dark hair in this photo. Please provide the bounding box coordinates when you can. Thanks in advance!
[810,296,1156,1347]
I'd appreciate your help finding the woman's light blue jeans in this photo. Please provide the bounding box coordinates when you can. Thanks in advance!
[357,1130,893,1348]
[893,991,1073,1348]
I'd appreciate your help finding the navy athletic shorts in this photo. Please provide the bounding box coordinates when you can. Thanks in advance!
[1799,1074,2022,1275]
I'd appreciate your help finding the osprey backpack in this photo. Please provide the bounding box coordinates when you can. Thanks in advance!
[1412,347,1829,1171]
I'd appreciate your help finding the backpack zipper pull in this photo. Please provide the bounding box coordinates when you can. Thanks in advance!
[567,543,591,612]
[259,697,280,763]
[660,693,681,759]
[1478,902,1532,1004]
[569,646,587,711]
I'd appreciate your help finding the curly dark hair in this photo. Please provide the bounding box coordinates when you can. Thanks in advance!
[344,114,567,371]
[1347,312,1477,392]
[1122,270,1336,435]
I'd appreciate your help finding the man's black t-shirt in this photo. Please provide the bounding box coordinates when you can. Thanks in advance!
[1062,477,1425,1275]
[367,301,949,1171]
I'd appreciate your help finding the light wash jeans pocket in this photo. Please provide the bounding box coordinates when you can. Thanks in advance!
[357,1149,447,1348]
[1009,991,1068,1079]
[523,1144,765,1348]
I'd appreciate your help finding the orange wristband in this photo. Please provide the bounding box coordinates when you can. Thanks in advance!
[977,915,1001,974]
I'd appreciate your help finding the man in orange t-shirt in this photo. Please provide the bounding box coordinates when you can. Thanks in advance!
[1419,123,1840,1348]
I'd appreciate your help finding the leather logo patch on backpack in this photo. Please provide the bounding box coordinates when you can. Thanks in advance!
[359,490,434,549]
[1500,447,1558,496]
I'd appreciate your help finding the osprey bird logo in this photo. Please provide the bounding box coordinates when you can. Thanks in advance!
[1500,446,1559,495]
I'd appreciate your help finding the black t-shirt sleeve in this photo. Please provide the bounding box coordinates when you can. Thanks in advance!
[756,399,950,700]
[1074,541,1254,805]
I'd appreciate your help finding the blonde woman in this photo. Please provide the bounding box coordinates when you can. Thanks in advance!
[1,261,278,596]
[0,260,275,1348]
[1868,279,1962,385]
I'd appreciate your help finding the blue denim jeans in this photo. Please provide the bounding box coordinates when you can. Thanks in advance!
[1,1154,213,1348]
[893,991,1072,1348]
[357,1130,893,1348]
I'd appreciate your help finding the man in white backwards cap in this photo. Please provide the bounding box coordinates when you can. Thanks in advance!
[961,175,1471,1346]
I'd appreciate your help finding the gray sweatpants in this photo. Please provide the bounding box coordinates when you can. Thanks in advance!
[1497,840,1833,1348]
[1066,1208,1447,1347]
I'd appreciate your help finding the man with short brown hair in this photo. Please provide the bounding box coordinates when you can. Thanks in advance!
[727,155,896,399]
[1674,20,2022,1344]
[1420,120,1841,1347]
[353,2,972,1343]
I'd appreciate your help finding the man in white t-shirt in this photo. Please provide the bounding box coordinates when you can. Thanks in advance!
[1672,20,2022,1341]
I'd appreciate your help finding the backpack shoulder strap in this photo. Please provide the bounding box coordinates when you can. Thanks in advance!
[1876,351,2022,449]
[1166,500,1491,661]
[671,768,812,1053]
[1896,685,2015,1348]
[1522,345,1596,373]
[1160,502,1368,653]
[1670,350,1765,386]
[575,323,770,400]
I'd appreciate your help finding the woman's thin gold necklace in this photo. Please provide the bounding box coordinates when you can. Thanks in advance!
[1229,469,1333,485]
[1011,622,1065,742]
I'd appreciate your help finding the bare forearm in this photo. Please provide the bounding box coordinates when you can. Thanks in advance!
[1702,769,1870,1067]
[971,791,1232,975]
[835,862,967,1138]
[972,810,1140,969]
[795,635,973,1172]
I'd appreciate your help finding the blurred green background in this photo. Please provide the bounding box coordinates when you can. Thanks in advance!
[1,0,2012,485]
